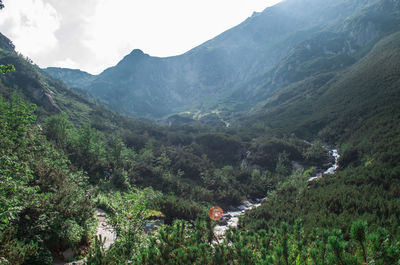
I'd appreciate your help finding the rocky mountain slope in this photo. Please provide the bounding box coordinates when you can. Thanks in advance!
[44,0,400,119]
[44,67,95,89]
[0,32,144,127]
[242,30,400,138]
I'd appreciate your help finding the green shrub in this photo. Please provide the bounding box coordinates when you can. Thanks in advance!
[61,220,85,247]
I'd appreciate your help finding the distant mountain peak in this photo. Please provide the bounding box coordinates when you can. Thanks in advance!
[129,49,145,56]
[43,0,400,119]
[118,49,148,64]
[114,48,149,70]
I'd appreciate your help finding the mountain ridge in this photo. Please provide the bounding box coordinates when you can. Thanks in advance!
[1,0,400,263]
[44,0,396,119]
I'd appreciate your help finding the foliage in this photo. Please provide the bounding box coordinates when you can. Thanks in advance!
[0,94,95,264]
[302,140,328,165]
[1,3,400,263]
[88,188,160,264]
[44,112,72,149]
[0,64,14,74]
[0,2,15,75]
[242,159,400,236]
[87,217,400,264]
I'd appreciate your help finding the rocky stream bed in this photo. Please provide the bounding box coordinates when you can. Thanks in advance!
[214,148,340,241]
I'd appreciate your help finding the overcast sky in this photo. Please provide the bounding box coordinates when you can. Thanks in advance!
[0,0,281,74]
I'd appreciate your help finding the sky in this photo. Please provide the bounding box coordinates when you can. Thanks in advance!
[0,0,282,74]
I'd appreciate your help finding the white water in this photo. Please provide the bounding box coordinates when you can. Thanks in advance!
[214,149,340,240]
[308,149,340,181]
[324,149,340,174]
[214,199,264,240]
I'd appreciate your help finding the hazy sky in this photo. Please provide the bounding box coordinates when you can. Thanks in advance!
[0,0,281,74]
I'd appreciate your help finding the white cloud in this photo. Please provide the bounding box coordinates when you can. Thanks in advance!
[53,57,78,69]
[0,0,282,74]
[0,0,60,54]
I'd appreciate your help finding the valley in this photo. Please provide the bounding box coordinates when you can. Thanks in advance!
[0,0,400,264]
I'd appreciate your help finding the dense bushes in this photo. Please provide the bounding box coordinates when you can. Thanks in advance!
[3,53,399,264]
[0,94,95,264]
[42,109,301,209]
[249,137,303,170]
[4,89,399,264]
[87,217,400,264]
[194,133,243,166]
[152,194,206,224]
[241,164,400,236]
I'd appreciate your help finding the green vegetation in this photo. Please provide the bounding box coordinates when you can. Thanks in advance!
[1,0,400,263]
[0,91,313,263]
[87,218,400,264]
[2,80,399,263]
[0,64,14,74]
[0,94,94,264]
[0,1,15,76]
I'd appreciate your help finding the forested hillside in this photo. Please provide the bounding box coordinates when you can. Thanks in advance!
[1,0,400,264]
[0,30,325,264]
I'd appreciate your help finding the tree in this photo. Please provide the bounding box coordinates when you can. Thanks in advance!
[70,125,106,181]
[0,64,15,74]
[303,140,328,164]
[110,135,124,164]
[44,113,73,148]
[276,151,290,177]
[1,92,36,146]
[350,220,367,263]
[0,0,16,74]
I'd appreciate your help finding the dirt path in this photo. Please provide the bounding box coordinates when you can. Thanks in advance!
[53,208,116,265]
[96,208,117,250]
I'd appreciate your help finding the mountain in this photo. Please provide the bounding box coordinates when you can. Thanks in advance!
[238,0,400,136]
[238,30,400,233]
[44,0,400,119]
[44,67,95,89]
[232,0,400,105]
[244,29,400,143]
[0,32,143,127]
[2,0,400,263]
[0,32,62,114]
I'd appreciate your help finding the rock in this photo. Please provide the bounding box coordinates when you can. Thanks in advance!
[243,200,252,207]
[69,260,85,265]
[227,206,239,211]
[62,248,74,261]
[248,198,256,204]
[96,208,117,250]
[291,161,303,171]
[238,205,247,211]
[218,219,228,226]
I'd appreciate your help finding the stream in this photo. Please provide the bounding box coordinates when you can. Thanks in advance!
[214,198,265,240]
[55,149,340,262]
[214,148,340,240]
[308,149,340,181]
